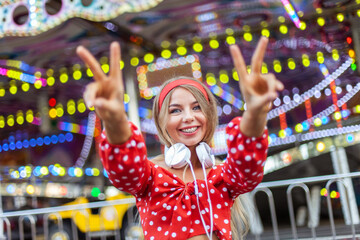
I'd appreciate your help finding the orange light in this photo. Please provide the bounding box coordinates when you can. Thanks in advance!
[349,49,355,58]
[283,153,292,164]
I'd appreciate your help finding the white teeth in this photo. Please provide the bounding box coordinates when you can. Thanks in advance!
[181,127,197,133]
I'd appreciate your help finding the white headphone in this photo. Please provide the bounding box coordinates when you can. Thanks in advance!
[164,142,215,169]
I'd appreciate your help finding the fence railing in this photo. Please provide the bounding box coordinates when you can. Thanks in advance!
[1,172,360,240]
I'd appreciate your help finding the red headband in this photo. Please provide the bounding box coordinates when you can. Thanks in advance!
[158,79,209,111]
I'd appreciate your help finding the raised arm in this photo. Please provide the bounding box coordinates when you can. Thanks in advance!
[230,37,284,137]
[76,42,131,144]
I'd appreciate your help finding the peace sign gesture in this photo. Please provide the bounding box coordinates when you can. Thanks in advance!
[77,42,131,144]
[230,37,284,136]
[230,37,284,114]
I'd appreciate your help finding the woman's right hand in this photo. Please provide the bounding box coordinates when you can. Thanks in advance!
[77,42,131,144]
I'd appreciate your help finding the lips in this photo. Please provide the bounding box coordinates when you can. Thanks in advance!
[179,126,199,133]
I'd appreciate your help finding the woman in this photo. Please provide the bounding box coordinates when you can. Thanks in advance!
[76,36,283,240]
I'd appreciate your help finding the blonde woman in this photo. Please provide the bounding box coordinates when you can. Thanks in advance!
[76,36,283,240]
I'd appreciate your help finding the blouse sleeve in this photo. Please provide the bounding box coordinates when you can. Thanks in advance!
[98,122,151,197]
[221,117,268,199]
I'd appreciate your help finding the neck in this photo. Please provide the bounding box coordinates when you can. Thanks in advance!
[188,146,202,168]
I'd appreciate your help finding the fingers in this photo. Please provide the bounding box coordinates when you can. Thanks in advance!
[76,46,106,82]
[229,44,248,81]
[251,36,269,74]
[109,42,122,80]
[83,82,98,108]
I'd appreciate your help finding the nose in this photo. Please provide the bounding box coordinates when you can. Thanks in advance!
[183,110,194,122]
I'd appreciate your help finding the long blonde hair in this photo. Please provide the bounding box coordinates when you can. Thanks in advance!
[153,77,250,239]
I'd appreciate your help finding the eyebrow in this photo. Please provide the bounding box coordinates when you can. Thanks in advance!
[169,101,198,108]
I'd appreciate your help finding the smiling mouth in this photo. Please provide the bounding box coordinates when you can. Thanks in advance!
[180,127,199,133]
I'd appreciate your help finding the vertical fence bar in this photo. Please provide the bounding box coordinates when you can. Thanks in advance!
[43,212,63,240]
[2,217,11,240]
[252,187,279,240]
[71,211,79,240]
[286,183,316,240]
[325,179,356,240]
[19,215,36,240]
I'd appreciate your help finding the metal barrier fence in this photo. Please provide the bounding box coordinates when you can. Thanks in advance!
[1,172,360,240]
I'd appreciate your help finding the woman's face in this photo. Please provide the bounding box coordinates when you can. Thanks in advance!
[165,87,207,148]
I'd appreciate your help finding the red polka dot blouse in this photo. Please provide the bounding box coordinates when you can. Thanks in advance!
[99,117,268,240]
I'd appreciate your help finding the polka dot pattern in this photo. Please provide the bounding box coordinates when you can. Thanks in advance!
[98,118,268,240]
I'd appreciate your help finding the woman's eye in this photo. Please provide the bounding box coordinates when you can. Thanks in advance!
[170,109,180,114]
[193,105,201,110]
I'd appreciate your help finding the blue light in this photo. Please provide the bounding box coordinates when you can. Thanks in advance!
[33,166,41,177]
[270,133,277,141]
[58,134,65,143]
[3,144,9,151]
[0,145,2,152]
[8,136,15,142]
[6,184,15,194]
[9,143,15,150]
[85,168,93,176]
[51,135,58,144]
[30,138,36,147]
[302,121,310,131]
[16,141,22,149]
[23,140,29,148]
[68,167,75,177]
[104,170,108,178]
[37,137,44,146]
[321,116,329,125]
[65,133,73,142]
[341,109,350,118]
[285,127,293,136]
[346,134,354,143]
[44,136,51,145]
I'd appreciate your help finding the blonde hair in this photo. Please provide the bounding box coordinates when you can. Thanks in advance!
[152,76,249,239]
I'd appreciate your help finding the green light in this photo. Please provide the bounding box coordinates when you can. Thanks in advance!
[232,70,239,81]
[60,73,68,83]
[279,129,286,138]
[317,17,325,26]
[131,57,139,66]
[278,16,285,23]
[161,41,170,48]
[73,70,82,80]
[261,29,270,37]
[9,86,17,95]
[295,123,303,133]
[279,24,288,34]
[193,43,203,52]
[334,111,342,120]
[144,53,154,63]
[161,49,172,59]
[206,74,216,86]
[225,28,234,35]
[243,32,252,42]
[299,21,306,30]
[351,63,357,71]
[226,36,235,45]
[273,60,282,73]
[87,68,93,77]
[219,72,229,83]
[209,39,219,49]
[314,118,322,127]
[288,58,296,70]
[261,63,268,74]
[337,13,344,22]
[91,187,101,198]
[177,46,187,55]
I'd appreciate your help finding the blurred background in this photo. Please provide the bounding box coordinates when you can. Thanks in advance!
[1,0,360,239]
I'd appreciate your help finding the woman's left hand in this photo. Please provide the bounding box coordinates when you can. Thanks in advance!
[230,36,284,115]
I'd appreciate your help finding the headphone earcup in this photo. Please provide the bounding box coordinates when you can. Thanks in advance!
[196,142,215,168]
[165,143,191,169]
